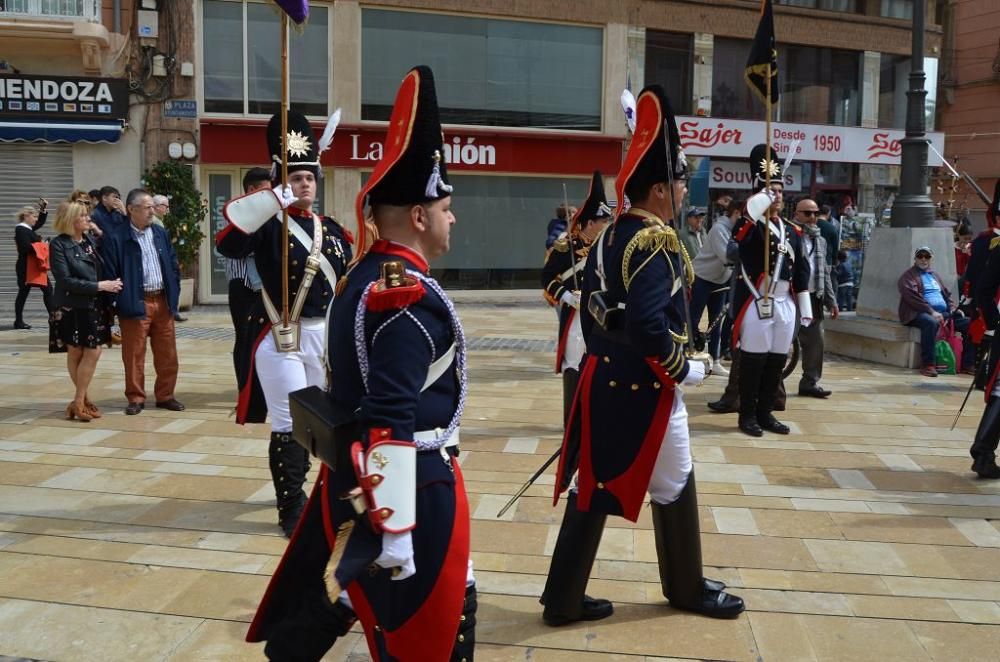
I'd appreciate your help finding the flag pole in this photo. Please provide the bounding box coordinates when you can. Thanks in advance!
[280,13,290,327]
[762,62,772,308]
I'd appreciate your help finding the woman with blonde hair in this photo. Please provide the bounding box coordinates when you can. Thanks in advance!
[48,200,122,420]
[13,200,51,328]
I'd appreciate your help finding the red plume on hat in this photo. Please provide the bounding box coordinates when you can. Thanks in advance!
[354,65,452,262]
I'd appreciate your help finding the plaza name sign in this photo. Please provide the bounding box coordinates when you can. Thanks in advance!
[0,74,129,121]
[676,116,945,166]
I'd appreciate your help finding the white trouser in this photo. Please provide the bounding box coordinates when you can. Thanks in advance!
[255,318,327,432]
[561,306,585,372]
[647,389,693,505]
[739,279,796,354]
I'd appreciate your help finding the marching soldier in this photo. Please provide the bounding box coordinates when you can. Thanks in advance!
[730,145,811,437]
[970,181,1000,480]
[216,110,352,537]
[542,85,744,627]
[246,65,476,661]
[541,171,612,421]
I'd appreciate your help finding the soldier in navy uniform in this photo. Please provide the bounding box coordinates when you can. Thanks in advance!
[245,66,476,661]
[541,171,612,421]
[730,145,812,437]
[970,181,1000,480]
[216,110,352,537]
[543,85,744,627]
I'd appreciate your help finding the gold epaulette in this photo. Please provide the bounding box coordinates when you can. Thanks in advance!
[990,236,1000,251]
[552,236,570,253]
[622,223,680,290]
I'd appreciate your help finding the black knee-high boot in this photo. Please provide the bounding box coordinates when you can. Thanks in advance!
[738,351,766,436]
[269,431,310,537]
[971,397,1000,479]
[451,585,477,661]
[540,491,613,626]
[757,353,790,434]
[650,472,744,619]
[263,586,356,661]
[562,368,580,426]
[708,351,741,413]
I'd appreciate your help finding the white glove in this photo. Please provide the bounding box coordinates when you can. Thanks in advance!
[560,290,581,310]
[681,358,706,387]
[745,189,776,222]
[800,317,813,328]
[375,530,416,581]
[272,184,297,210]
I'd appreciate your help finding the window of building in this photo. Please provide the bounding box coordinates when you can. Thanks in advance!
[644,31,692,114]
[711,38,764,120]
[776,0,859,11]
[780,45,861,126]
[878,53,908,128]
[361,9,603,131]
[203,0,330,116]
[881,0,913,20]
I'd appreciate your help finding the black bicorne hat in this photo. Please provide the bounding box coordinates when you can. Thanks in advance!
[614,85,687,218]
[749,143,782,189]
[267,110,320,179]
[569,171,612,234]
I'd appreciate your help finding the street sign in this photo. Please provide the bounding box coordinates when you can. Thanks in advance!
[164,99,197,118]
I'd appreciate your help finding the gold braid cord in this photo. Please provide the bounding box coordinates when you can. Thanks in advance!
[622,221,680,291]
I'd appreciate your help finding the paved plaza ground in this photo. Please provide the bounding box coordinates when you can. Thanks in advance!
[1,303,999,661]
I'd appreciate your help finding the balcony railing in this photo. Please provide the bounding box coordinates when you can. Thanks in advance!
[0,0,100,22]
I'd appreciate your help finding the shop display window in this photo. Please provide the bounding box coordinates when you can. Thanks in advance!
[361,9,603,131]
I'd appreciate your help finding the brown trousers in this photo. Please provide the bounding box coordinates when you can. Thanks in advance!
[120,292,178,403]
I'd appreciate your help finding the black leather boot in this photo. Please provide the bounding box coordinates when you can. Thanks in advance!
[269,432,310,538]
[971,397,1000,479]
[540,491,613,626]
[263,585,356,661]
[738,351,766,436]
[450,585,477,661]
[650,472,744,619]
[562,368,580,426]
[708,351,741,413]
[757,353,790,434]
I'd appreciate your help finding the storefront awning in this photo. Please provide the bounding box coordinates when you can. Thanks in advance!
[0,120,124,144]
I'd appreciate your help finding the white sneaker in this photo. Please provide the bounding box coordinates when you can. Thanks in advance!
[712,360,730,376]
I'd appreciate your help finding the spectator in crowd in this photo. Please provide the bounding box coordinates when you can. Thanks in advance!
[690,200,736,375]
[793,197,838,398]
[546,204,570,249]
[816,205,839,265]
[14,200,52,329]
[955,220,973,285]
[679,206,706,259]
[833,250,855,311]
[87,189,101,209]
[90,186,127,237]
[48,200,122,421]
[898,246,973,377]
[103,189,184,415]
[151,194,169,227]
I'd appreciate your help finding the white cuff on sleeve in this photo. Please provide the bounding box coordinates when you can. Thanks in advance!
[222,189,281,235]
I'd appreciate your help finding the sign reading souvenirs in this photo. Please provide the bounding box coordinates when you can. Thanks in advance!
[0,74,129,121]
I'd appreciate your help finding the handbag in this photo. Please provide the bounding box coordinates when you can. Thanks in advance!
[936,319,963,375]
[288,386,358,471]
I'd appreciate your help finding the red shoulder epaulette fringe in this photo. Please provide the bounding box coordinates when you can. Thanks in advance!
[367,281,426,312]
[342,227,355,245]
[790,222,803,236]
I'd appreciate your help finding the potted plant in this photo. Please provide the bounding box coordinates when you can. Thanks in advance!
[142,160,208,310]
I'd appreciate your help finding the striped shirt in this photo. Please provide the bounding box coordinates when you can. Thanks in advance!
[225,257,247,282]
[130,223,164,292]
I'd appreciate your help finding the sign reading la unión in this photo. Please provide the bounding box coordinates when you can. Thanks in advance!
[0,74,129,121]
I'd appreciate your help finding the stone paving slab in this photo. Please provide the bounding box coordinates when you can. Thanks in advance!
[0,305,998,661]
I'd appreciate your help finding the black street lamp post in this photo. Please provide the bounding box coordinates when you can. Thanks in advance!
[891,0,936,228]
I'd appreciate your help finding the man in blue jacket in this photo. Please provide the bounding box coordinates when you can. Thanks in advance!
[90,186,128,238]
[103,189,184,415]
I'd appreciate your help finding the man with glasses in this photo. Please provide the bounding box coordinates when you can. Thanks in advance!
[103,189,184,415]
[793,198,838,398]
[897,246,973,377]
[151,194,188,322]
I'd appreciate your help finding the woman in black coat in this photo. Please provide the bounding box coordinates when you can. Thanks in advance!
[13,200,51,328]
[48,200,122,421]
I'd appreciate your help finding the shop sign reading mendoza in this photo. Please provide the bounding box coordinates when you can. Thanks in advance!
[0,74,129,120]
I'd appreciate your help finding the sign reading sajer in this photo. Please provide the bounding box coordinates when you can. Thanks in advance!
[0,74,129,121]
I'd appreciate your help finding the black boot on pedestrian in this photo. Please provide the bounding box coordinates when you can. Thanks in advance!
[651,472,744,619]
[708,351,741,413]
[562,368,580,426]
[269,431,309,538]
[757,353,790,434]
[541,491,613,626]
[263,584,356,661]
[738,351,766,436]
[971,397,1000,479]
[13,320,31,330]
[451,584,477,660]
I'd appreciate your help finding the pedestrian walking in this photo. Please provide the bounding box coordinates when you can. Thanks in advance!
[13,200,52,328]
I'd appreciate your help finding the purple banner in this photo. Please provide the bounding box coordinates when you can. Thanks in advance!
[273,0,308,24]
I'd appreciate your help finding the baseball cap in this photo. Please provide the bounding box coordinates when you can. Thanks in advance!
[914,246,933,258]
[686,206,707,218]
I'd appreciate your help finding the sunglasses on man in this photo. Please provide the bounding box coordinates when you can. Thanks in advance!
[916,252,932,259]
